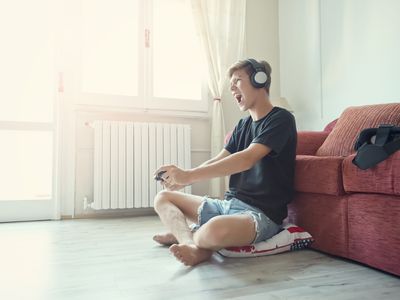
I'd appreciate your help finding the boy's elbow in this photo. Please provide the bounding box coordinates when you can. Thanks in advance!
[242,155,257,171]
[240,144,271,171]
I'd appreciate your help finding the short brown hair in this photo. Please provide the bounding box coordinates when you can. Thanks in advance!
[227,59,272,92]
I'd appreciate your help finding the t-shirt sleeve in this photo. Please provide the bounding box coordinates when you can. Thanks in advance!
[225,124,240,154]
[252,112,293,155]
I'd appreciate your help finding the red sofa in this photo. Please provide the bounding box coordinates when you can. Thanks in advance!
[288,103,400,276]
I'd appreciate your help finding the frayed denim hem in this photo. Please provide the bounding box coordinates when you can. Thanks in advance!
[237,211,262,244]
[189,197,208,232]
[197,198,206,227]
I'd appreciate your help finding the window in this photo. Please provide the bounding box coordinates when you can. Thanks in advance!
[0,130,53,200]
[82,0,139,98]
[80,0,207,112]
[0,1,55,123]
[0,0,55,201]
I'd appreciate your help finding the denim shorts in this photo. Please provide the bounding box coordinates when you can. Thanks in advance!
[191,196,282,244]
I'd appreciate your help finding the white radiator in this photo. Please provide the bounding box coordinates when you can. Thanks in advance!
[92,121,191,209]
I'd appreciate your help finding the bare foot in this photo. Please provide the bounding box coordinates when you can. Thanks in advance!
[153,233,178,246]
[169,244,213,266]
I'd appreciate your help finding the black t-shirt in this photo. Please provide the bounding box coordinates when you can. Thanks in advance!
[224,107,297,224]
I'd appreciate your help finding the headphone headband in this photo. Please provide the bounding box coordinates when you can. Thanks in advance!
[247,59,264,72]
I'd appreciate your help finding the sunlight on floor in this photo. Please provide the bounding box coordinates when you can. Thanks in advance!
[0,228,52,300]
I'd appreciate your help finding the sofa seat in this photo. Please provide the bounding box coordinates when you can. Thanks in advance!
[343,152,400,195]
[295,155,345,196]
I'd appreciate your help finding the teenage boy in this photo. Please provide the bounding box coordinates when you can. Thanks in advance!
[153,59,297,266]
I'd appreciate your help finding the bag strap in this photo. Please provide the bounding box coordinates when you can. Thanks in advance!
[384,138,400,155]
[374,125,393,146]
[377,124,400,155]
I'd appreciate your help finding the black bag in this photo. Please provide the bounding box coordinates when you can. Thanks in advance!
[352,124,400,170]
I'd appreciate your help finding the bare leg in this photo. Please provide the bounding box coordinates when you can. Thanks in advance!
[153,191,213,266]
[153,233,178,246]
[153,191,202,243]
[169,244,212,266]
[153,218,196,245]
[170,214,257,266]
[154,192,257,266]
[193,214,257,250]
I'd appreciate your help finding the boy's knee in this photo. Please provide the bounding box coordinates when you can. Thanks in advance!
[153,190,173,212]
[194,218,229,249]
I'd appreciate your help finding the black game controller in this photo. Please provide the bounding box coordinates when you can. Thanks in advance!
[155,171,167,181]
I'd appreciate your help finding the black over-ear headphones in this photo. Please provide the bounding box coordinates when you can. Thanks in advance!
[246,58,268,88]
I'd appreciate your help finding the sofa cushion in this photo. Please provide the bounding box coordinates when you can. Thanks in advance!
[316,103,400,157]
[296,131,330,155]
[323,118,338,132]
[343,152,400,196]
[218,224,313,258]
[295,155,345,195]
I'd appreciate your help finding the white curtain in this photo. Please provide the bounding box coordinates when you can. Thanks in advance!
[191,0,246,198]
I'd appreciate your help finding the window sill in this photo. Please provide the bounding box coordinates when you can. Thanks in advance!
[73,104,210,120]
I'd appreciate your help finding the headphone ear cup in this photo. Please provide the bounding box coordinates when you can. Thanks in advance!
[249,72,257,88]
[254,71,268,87]
[246,59,268,88]
[250,71,268,88]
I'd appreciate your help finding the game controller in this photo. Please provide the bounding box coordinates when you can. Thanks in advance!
[155,171,167,181]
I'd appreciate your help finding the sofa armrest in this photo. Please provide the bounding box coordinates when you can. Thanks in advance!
[343,151,400,196]
[297,131,330,155]
[295,155,345,195]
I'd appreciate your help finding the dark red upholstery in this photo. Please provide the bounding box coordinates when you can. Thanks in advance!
[343,152,400,196]
[224,130,233,146]
[348,194,400,276]
[295,155,345,195]
[288,103,400,276]
[323,118,338,132]
[316,103,400,157]
[296,131,329,155]
[288,193,348,257]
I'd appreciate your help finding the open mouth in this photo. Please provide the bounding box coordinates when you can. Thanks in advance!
[235,94,243,104]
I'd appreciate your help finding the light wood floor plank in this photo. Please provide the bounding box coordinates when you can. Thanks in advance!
[0,216,399,300]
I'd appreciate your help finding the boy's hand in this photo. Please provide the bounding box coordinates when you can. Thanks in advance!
[153,165,193,186]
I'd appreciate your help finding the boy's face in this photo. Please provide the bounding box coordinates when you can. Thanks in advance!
[230,68,257,111]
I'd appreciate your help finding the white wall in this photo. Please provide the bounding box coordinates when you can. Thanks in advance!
[320,0,400,124]
[279,0,400,130]
[279,0,322,130]
[223,0,280,132]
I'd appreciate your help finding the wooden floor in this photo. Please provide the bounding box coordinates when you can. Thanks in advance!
[0,216,399,300]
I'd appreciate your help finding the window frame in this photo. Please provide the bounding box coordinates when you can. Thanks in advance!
[76,0,208,114]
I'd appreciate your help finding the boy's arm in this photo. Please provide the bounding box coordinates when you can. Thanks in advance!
[158,148,231,191]
[199,148,231,167]
[155,143,271,186]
